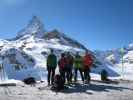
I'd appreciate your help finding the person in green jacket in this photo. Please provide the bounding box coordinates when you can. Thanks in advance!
[74,52,84,83]
[47,49,57,85]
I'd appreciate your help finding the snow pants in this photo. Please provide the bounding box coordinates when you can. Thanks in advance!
[59,67,72,83]
[66,65,73,82]
[59,69,66,84]
[84,66,91,83]
[47,66,56,85]
[74,68,84,82]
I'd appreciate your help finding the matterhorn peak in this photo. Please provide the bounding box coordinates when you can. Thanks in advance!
[27,16,44,29]
[17,16,45,38]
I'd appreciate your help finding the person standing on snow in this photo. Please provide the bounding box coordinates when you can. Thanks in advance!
[66,52,74,83]
[83,50,93,84]
[74,52,84,83]
[58,53,67,84]
[47,49,57,85]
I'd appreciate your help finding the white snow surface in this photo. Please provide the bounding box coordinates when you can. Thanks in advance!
[0,80,133,100]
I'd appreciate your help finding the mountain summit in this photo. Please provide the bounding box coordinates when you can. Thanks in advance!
[17,16,45,38]
[14,16,88,50]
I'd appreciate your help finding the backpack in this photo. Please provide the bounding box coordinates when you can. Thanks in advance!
[51,74,65,91]
[101,70,108,81]
[23,77,36,86]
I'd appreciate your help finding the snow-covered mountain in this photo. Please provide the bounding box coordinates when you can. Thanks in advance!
[0,16,119,81]
[95,44,133,65]
[44,29,87,50]
[95,44,133,80]
[17,16,45,39]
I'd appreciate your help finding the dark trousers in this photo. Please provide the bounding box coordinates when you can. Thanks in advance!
[84,67,91,82]
[67,66,73,82]
[74,68,84,82]
[59,69,66,84]
[59,67,72,83]
[47,67,55,84]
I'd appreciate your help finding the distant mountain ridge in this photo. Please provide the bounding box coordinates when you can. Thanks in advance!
[95,43,133,65]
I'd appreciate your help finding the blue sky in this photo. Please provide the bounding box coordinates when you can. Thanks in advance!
[0,0,132,50]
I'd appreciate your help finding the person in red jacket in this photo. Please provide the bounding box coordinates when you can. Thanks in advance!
[83,50,93,84]
[58,53,67,84]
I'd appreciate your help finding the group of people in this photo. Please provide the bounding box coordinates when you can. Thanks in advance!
[46,49,93,86]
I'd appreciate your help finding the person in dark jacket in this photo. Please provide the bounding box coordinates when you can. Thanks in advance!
[66,52,74,83]
[47,49,57,85]
[58,53,67,84]
[74,52,84,83]
[83,50,93,84]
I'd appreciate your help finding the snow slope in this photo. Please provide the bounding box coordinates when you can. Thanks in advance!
[95,43,133,80]
[0,81,133,100]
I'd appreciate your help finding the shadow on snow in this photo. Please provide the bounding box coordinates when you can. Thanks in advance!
[60,82,133,95]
